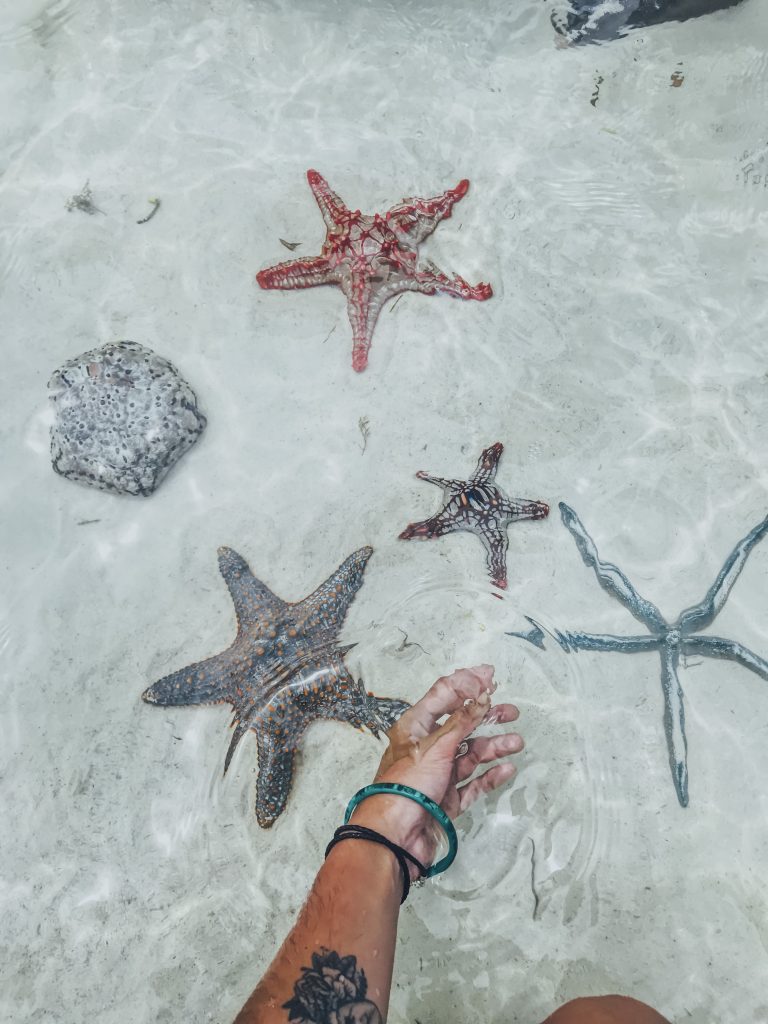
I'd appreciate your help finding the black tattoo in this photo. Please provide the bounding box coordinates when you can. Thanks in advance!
[284,948,383,1023]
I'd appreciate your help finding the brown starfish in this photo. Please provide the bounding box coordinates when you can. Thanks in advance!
[142,546,409,827]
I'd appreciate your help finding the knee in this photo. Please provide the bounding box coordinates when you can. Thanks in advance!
[543,995,670,1024]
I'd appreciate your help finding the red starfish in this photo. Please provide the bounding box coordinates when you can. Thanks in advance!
[256,170,493,372]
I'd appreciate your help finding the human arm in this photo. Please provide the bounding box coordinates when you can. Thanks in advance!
[234,664,524,1024]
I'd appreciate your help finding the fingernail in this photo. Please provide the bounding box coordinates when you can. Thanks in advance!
[477,691,490,707]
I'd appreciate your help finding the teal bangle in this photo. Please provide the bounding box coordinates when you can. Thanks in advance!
[344,783,458,878]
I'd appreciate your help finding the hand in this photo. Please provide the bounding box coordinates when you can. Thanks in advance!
[350,665,523,875]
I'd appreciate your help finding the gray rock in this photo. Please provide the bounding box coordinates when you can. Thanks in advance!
[49,341,206,497]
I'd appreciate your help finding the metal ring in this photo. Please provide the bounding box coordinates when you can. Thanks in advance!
[454,740,469,759]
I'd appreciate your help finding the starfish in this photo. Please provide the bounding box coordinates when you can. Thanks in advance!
[256,169,492,372]
[509,502,768,807]
[142,546,409,827]
[398,442,550,590]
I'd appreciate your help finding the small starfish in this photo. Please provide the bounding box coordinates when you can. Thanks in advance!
[509,502,768,807]
[256,169,492,372]
[398,442,549,590]
[142,546,409,827]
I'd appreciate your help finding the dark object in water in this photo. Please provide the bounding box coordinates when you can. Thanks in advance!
[137,198,161,225]
[65,180,104,215]
[552,0,745,43]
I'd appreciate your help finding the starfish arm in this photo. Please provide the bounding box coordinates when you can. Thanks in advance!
[223,717,249,775]
[296,547,373,646]
[507,617,663,654]
[341,270,406,372]
[560,630,663,653]
[255,723,303,828]
[559,502,667,632]
[371,695,411,730]
[314,672,410,736]
[410,259,493,301]
[142,650,236,707]
[677,513,768,633]
[562,631,662,653]
[256,255,336,291]
[344,287,384,373]
[398,505,460,541]
[659,644,689,807]
[682,635,768,680]
[415,470,463,491]
[498,494,550,523]
[306,169,351,230]
[217,547,285,638]
[386,179,470,246]
[479,525,510,589]
[471,442,503,484]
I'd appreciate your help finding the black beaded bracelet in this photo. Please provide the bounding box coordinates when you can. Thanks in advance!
[325,824,428,904]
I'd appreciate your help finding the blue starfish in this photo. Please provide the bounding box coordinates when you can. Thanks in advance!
[142,546,409,827]
[509,502,768,807]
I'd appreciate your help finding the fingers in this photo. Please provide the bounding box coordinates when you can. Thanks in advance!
[483,702,520,726]
[393,665,496,740]
[425,687,494,755]
[458,762,517,814]
[455,731,524,783]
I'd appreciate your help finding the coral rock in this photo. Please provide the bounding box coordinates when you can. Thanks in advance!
[49,340,206,497]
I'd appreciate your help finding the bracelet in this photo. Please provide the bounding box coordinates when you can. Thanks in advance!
[325,825,427,903]
[344,783,458,878]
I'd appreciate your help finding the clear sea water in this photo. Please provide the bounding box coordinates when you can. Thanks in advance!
[2,1,768,1021]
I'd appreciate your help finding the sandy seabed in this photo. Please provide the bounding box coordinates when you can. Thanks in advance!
[2,1,768,1021]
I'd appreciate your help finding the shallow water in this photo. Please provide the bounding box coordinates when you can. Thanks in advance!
[3,0,768,1021]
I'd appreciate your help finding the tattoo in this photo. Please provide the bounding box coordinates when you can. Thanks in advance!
[283,948,383,1023]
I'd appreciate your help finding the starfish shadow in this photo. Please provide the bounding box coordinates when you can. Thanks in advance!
[508,502,768,806]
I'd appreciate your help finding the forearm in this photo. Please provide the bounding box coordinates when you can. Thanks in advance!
[235,839,401,1024]
[234,666,521,1024]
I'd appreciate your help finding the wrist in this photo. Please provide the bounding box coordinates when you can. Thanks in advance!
[349,797,431,879]
[324,826,405,896]
[344,783,460,881]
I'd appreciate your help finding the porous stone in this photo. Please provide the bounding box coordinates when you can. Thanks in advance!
[49,341,206,497]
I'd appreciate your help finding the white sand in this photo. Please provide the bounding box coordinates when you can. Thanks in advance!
[2,1,768,1021]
